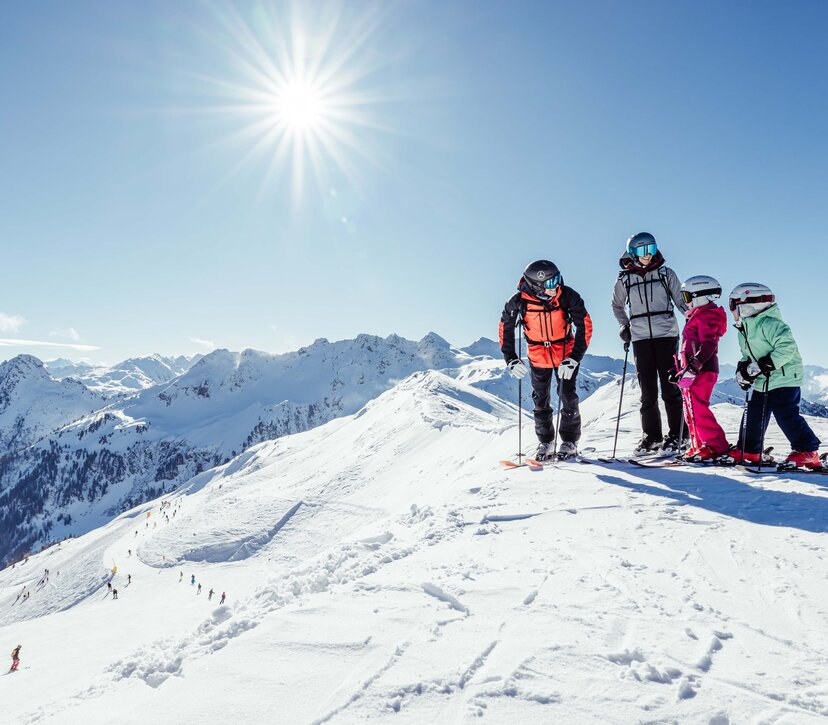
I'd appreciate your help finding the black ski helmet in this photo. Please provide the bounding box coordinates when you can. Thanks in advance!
[523,260,562,296]
[626,231,657,256]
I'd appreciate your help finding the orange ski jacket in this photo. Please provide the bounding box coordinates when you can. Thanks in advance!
[499,282,593,368]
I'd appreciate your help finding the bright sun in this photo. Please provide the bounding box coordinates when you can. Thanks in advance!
[275,80,325,131]
[190,2,390,202]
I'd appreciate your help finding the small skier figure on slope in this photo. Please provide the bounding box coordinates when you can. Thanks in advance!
[10,645,21,672]
[500,259,593,461]
[669,276,730,461]
[724,283,821,468]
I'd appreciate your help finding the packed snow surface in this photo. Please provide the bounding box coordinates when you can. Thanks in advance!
[1,369,827,723]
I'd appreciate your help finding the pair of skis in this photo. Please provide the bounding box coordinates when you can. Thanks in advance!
[499,447,597,470]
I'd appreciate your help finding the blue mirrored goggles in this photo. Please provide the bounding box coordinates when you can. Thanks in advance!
[543,274,562,290]
[632,242,657,258]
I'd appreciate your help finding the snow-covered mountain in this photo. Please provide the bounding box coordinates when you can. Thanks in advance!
[0,355,105,453]
[3,334,585,566]
[2,366,827,723]
[46,354,202,397]
[43,358,95,378]
[6,334,828,572]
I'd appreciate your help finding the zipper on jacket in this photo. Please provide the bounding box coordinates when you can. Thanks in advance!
[644,273,654,339]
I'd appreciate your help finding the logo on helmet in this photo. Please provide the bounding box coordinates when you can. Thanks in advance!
[536,272,546,280]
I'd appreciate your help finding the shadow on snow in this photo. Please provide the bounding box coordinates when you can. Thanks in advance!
[594,465,828,534]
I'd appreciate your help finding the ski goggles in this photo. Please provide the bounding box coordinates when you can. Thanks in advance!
[543,273,562,290]
[728,294,774,311]
[681,287,721,305]
[631,242,657,258]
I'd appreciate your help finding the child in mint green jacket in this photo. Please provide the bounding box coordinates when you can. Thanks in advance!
[725,283,821,469]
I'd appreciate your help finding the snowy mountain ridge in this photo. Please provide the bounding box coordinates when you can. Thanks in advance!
[45,354,202,397]
[4,335,828,571]
[2,333,563,567]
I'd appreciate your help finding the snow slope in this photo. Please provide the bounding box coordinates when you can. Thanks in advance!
[0,335,630,568]
[2,368,827,723]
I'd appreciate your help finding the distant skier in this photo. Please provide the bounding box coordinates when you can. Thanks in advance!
[220,592,226,605]
[611,232,689,454]
[127,574,132,585]
[500,259,593,460]
[112,589,118,600]
[197,583,202,595]
[724,283,821,468]
[107,582,112,593]
[179,571,183,583]
[190,574,195,586]
[669,276,730,461]
[10,645,21,672]
[208,588,214,601]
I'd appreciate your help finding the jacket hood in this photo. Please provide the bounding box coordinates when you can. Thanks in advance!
[688,302,728,336]
[742,302,781,323]
[619,250,666,276]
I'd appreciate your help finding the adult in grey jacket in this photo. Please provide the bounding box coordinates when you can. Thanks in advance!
[611,232,689,454]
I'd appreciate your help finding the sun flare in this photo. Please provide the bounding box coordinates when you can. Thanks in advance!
[274,80,325,131]
[188,2,393,202]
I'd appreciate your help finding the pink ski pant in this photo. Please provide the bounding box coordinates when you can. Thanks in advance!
[681,371,729,454]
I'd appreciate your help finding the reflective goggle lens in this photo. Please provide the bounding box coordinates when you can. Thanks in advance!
[729,294,773,311]
[682,291,694,304]
[544,274,561,290]
[633,242,657,257]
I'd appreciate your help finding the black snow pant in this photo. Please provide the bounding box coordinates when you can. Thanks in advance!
[530,365,581,444]
[632,336,684,442]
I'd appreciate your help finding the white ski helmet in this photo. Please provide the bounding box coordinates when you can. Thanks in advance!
[728,282,775,319]
[680,275,722,309]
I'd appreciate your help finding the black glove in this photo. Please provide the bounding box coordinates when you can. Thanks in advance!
[735,359,760,391]
[756,353,775,374]
[619,325,631,343]
[667,367,681,385]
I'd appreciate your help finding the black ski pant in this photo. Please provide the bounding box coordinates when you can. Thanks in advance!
[632,336,684,442]
[530,365,581,444]
[737,386,820,454]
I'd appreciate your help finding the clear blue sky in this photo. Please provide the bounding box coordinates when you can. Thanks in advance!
[1,0,827,366]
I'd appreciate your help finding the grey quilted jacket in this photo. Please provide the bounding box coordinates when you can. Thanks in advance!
[611,252,688,342]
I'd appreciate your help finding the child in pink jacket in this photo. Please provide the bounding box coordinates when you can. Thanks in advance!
[670,276,730,461]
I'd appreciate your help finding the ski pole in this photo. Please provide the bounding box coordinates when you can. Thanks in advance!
[674,353,687,456]
[738,389,750,464]
[517,330,523,464]
[611,341,630,459]
[553,368,563,456]
[552,321,573,457]
[755,374,771,469]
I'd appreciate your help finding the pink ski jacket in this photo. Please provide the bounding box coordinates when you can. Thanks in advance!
[681,302,727,374]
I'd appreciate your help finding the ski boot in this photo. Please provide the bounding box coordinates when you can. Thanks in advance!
[556,441,578,460]
[720,445,774,466]
[661,434,689,456]
[535,442,554,462]
[682,445,719,463]
[779,450,822,471]
[632,437,662,457]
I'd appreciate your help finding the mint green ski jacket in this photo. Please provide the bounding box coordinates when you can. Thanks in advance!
[735,304,804,392]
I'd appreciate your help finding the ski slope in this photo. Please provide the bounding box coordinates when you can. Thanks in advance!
[1,370,827,723]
